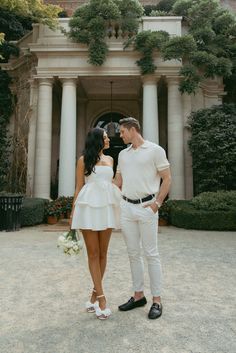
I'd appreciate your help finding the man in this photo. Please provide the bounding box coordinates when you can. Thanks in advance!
[114,117,171,319]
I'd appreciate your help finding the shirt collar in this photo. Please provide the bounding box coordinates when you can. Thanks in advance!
[126,140,149,151]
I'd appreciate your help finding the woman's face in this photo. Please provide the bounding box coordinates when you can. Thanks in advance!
[103,131,110,150]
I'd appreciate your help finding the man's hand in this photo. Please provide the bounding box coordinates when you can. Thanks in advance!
[143,202,159,214]
[113,172,122,189]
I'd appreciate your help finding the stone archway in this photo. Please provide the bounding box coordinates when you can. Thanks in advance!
[94,112,126,173]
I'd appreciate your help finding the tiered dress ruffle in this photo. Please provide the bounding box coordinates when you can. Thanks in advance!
[71,166,121,231]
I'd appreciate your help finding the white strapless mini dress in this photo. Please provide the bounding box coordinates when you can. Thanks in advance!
[71,165,121,231]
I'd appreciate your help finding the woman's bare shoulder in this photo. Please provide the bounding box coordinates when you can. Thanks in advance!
[106,155,114,166]
[106,155,113,161]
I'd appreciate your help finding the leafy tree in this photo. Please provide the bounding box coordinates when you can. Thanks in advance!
[0,0,61,30]
[188,104,236,194]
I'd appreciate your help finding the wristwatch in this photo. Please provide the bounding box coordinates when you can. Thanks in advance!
[154,200,161,209]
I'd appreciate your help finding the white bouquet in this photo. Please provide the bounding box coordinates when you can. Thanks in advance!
[57,229,83,255]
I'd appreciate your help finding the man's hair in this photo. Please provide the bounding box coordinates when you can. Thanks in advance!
[119,117,141,132]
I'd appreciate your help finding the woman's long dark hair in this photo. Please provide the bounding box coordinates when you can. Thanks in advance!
[83,127,105,176]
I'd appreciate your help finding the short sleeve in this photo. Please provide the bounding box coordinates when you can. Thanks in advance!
[154,146,170,171]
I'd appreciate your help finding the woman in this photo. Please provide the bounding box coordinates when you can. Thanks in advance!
[70,127,121,320]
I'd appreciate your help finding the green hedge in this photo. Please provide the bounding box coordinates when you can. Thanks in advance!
[21,198,48,226]
[168,199,236,231]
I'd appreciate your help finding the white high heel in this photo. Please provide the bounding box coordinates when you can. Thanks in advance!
[85,289,98,313]
[95,294,111,320]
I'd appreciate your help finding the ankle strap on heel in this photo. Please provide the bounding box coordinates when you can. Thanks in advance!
[97,294,105,299]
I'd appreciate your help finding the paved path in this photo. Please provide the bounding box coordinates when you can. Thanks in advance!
[0,226,235,353]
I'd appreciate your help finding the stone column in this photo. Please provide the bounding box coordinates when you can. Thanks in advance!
[182,93,193,199]
[77,98,87,158]
[167,77,185,199]
[34,78,53,199]
[58,78,77,197]
[26,79,38,196]
[142,75,159,144]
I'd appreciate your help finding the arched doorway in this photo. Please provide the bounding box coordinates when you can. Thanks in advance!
[94,112,127,173]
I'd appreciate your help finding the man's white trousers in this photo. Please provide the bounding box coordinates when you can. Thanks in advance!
[120,199,162,297]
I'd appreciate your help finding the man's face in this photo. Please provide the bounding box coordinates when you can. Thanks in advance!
[119,125,132,144]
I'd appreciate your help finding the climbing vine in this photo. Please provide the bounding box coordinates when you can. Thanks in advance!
[69,0,143,66]
[69,0,236,95]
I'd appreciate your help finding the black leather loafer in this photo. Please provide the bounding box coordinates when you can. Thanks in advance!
[148,302,162,319]
[118,296,147,311]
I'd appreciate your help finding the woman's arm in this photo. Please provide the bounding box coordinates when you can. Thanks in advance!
[69,156,85,224]
[113,171,122,189]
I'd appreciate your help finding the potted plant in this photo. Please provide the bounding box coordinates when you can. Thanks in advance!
[45,201,58,224]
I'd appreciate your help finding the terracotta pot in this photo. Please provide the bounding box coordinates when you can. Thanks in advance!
[158,218,168,226]
[47,215,58,225]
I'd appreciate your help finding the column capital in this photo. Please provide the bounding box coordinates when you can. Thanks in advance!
[37,78,54,86]
[60,77,79,85]
[141,75,160,85]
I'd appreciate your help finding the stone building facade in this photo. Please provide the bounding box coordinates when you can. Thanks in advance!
[2,2,231,200]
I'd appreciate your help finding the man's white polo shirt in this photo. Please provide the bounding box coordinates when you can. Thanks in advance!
[117,140,170,199]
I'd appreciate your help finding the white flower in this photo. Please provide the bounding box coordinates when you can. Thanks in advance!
[57,229,82,255]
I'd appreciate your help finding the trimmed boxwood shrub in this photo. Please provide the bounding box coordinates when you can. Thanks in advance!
[21,198,48,226]
[188,104,236,195]
[191,191,236,211]
[168,191,236,231]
